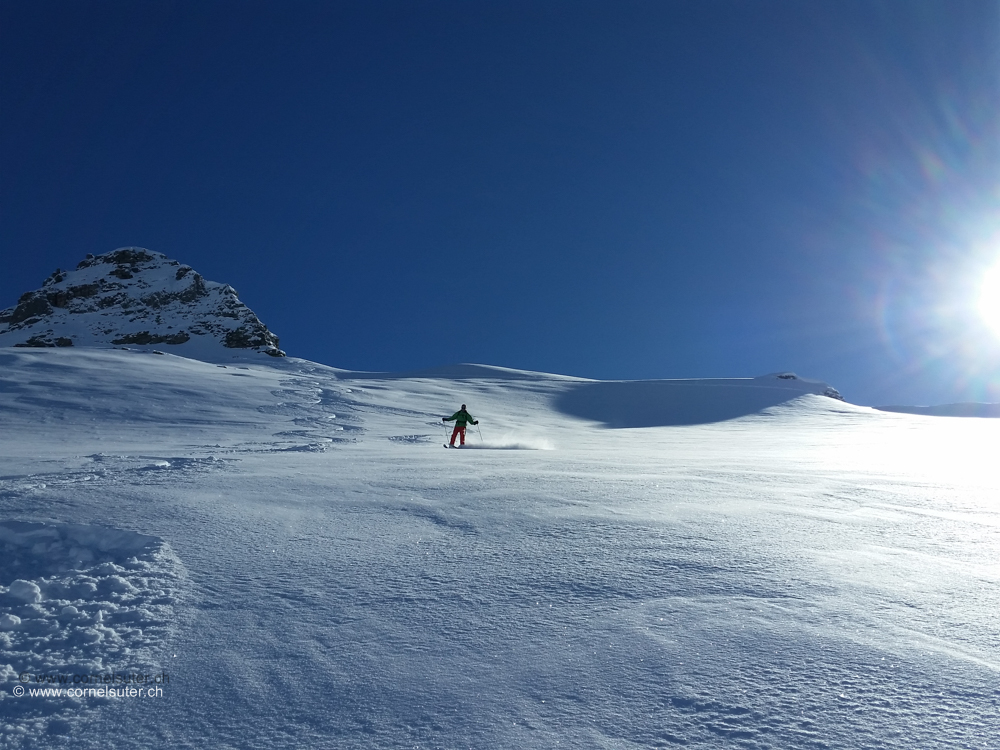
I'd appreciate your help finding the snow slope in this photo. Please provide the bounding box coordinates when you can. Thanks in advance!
[1,348,998,748]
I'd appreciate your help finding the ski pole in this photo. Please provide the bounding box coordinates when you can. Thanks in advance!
[477,423,484,443]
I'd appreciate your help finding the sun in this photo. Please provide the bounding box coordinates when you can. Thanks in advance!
[981,263,1000,335]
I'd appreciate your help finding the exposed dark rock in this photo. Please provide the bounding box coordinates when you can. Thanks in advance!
[43,269,66,287]
[97,294,127,309]
[176,266,192,280]
[13,334,72,348]
[46,283,100,308]
[105,248,156,266]
[178,274,208,302]
[111,331,191,346]
[224,324,280,351]
[109,267,134,280]
[142,276,209,309]
[10,295,53,324]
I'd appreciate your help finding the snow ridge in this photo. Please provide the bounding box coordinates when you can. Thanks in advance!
[0,248,284,359]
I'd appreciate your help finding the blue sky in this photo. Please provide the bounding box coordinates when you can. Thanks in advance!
[2,0,998,406]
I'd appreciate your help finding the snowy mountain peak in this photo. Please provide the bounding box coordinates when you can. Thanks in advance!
[0,248,285,359]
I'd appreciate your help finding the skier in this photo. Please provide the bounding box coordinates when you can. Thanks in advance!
[443,404,478,447]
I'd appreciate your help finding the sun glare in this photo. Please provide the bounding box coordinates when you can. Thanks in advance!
[981,264,1000,335]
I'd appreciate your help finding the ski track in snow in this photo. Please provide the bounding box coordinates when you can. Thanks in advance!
[0,348,998,748]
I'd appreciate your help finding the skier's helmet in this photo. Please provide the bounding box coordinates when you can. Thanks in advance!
[461,404,466,410]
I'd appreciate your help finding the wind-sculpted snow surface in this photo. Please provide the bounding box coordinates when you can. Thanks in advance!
[0,522,184,743]
[0,349,998,748]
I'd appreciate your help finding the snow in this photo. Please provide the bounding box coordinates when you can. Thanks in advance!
[1,347,998,748]
[0,517,184,740]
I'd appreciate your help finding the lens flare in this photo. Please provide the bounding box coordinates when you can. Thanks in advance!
[981,264,1000,335]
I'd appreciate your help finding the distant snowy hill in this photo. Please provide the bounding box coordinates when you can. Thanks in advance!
[0,248,283,359]
[876,402,1000,418]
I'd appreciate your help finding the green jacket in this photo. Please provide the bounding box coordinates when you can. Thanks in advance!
[445,409,476,427]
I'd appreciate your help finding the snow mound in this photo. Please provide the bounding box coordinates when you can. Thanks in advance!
[0,247,284,360]
[555,372,845,427]
[0,521,185,739]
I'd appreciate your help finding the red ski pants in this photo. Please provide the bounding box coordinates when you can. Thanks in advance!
[450,425,466,446]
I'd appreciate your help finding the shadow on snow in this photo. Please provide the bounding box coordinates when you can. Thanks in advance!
[554,379,818,427]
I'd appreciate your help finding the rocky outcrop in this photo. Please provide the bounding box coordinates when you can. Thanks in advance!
[13,335,74,348]
[111,331,192,346]
[0,248,285,359]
